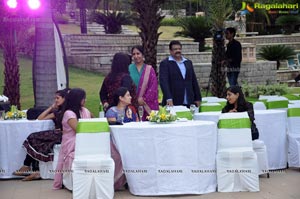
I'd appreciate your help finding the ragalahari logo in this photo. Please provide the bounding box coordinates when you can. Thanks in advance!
[240,2,254,15]
[240,2,299,15]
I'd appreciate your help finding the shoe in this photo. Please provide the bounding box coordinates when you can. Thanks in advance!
[12,166,31,176]
[22,172,41,181]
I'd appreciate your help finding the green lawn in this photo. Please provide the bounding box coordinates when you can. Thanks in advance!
[0,55,104,117]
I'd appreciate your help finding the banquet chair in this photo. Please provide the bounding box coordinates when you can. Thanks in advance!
[39,144,61,179]
[252,140,269,177]
[265,97,288,110]
[171,106,193,120]
[253,102,266,110]
[287,108,300,168]
[72,118,115,199]
[200,103,222,112]
[216,112,259,192]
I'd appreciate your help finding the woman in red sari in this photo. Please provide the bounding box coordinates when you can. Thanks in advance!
[129,46,159,120]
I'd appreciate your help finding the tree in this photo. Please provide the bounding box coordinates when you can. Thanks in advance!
[1,22,20,108]
[131,0,167,73]
[0,2,32,109]
[207,0,233,98]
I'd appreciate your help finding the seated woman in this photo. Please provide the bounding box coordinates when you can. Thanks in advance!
[53,88,92,190]
[13,89,69,181]
[105,87,138,190]
[106,87,139,124]
[222,85,259,140]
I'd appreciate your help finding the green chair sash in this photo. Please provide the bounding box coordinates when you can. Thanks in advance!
[283,94,300,100]
[266,100,288,109]
[176,111,193,120]
[200,104,222,112]
[218,118,251,129]
[287,108,300,117]
[76,121,109,133]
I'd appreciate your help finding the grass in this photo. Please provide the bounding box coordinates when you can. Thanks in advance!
[0,55,104,117]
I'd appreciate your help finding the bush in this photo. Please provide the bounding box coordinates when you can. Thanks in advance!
[258,45,295,69]
[174,16,211,51]
[94,11,133,34]
[160,18,178,26]
[242,82,288,98]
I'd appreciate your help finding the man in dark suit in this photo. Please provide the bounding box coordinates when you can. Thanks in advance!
[159,40,202,107]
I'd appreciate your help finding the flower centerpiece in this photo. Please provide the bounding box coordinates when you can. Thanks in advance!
[147,107,177,123]
[5,105,26,120]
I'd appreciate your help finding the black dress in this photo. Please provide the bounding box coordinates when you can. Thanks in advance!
[22,110,62,162]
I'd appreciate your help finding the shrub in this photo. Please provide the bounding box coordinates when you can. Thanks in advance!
[160,18,178,26]
[94,11,133,34]
[242,82,288,98]
[174,16,211,51]
[258,45,295,69]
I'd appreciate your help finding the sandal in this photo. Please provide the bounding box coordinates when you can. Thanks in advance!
[22,172,41,181]
[13,166,31,176]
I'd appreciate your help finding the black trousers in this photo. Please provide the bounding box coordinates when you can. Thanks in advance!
[23,154,39,171]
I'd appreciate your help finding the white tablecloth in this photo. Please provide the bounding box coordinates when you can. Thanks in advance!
[0,119,55,178]
[254,110,287,170]
[110,121,217,196]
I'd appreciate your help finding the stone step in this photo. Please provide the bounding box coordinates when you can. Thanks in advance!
[64,39,201,55]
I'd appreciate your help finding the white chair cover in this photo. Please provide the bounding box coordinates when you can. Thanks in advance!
[253,102,266,110]
[287,108,300,167]
[252,140,269,175]
[216,112,259,192]
[39,144,61,179]
[72,119,114,199]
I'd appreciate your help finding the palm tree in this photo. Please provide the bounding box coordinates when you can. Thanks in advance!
[131,0,167,73]
[32,0,58,108]
[207,0,233,98]
[1,23,21,109]
[0,6,24,109]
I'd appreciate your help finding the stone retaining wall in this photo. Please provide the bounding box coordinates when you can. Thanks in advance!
[194,61,277,88]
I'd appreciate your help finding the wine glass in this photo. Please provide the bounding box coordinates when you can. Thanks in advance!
[118,112,125,124]
[165,105,171,114]
[138,106,144,122]
[190,104,196,120]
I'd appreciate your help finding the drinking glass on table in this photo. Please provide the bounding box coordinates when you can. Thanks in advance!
[117,112,125,124]
[190,104,196,120]
[0,110,4,120]
[138,106,144,122]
